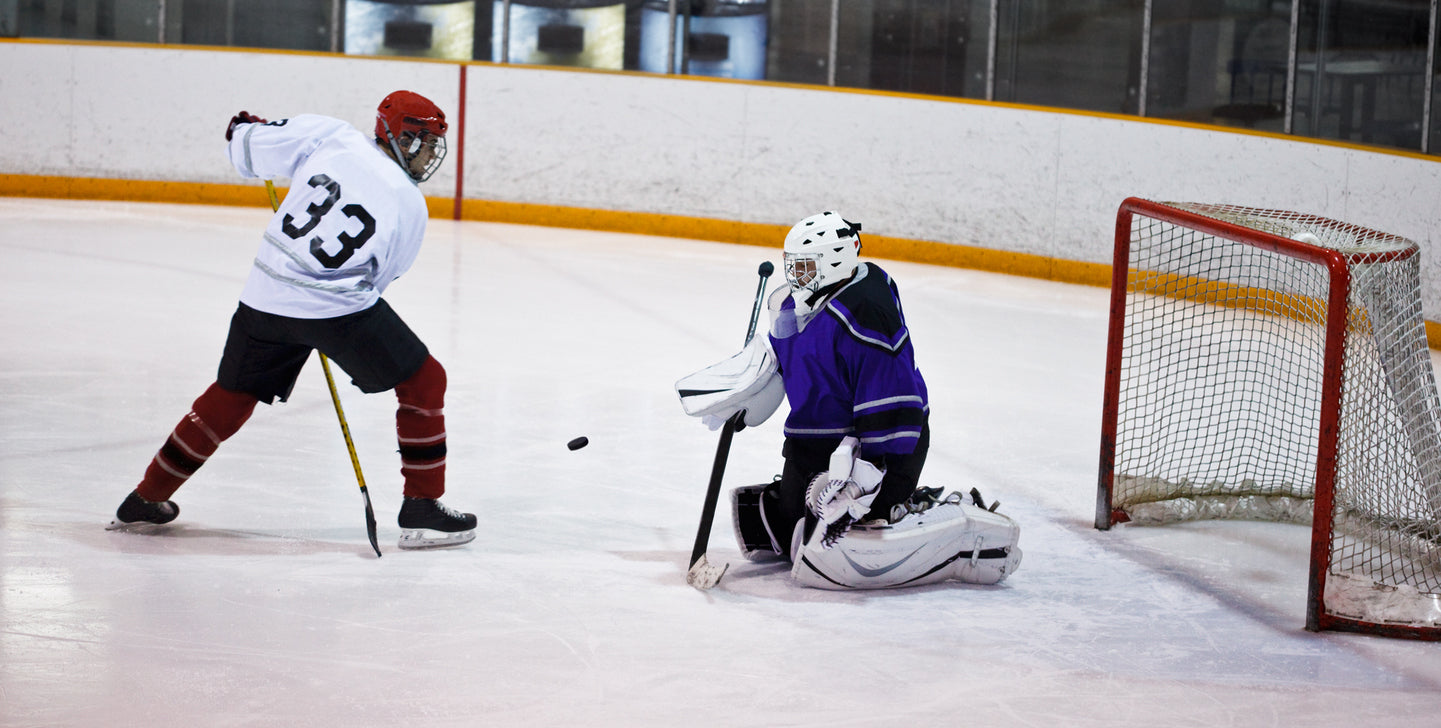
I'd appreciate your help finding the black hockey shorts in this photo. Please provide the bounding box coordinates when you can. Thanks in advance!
[217,300,429,404]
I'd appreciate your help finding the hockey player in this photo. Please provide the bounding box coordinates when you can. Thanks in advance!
[680,211,1021,588]
[108,90,476,550]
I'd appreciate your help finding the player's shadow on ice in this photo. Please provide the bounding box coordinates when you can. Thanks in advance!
[93,522,375,558]
[713,559,1017,601]
[617,549,1012,602]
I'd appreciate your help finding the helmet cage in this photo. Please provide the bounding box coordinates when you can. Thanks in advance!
[782,212,862,294]
[784,255,820,291]
[379,116,447,183]
[375,91,448,183]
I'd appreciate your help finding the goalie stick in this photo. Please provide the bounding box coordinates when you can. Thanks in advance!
[686,260,774,590]
[266,181,383,558]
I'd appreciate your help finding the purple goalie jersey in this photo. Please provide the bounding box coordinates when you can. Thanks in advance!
[768,262,929,459]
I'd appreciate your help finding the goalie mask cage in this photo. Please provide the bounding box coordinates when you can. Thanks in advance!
[1097,197,1441,640]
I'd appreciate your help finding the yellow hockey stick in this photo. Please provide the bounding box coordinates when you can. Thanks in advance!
[266,180,382,557]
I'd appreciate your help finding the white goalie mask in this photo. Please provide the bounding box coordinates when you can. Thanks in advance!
[783,211,862,295]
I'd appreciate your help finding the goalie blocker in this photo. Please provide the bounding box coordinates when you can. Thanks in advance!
[732,481,1022,589]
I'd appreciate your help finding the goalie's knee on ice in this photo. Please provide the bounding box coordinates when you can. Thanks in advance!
[731,482,790,561]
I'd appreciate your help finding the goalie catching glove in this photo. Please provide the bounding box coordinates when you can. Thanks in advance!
[675,334,785,429]
[804,436,884,548]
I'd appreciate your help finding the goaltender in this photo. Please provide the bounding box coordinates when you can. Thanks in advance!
[679,212,1022,588]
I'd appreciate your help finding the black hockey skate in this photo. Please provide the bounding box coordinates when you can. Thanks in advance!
[969,487,1001,512]
[397,497,477,550]
[107,490,179,530]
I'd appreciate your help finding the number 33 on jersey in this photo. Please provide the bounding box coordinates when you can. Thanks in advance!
[226,113,430,319]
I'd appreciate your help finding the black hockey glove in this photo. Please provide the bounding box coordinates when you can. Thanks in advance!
[225,111,268,142]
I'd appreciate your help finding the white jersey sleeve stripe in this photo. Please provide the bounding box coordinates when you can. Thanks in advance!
[238,124,261,178]
[854,395,925,413]
[783,426,854,437]
[858,431,921,445]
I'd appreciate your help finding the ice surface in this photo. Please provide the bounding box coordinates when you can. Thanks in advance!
[2,199,1438,727]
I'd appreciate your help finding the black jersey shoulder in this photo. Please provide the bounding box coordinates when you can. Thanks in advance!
[824,263,909,352]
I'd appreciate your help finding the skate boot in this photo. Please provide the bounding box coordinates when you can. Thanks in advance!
[107,490,179,530]
[397,497,477,550]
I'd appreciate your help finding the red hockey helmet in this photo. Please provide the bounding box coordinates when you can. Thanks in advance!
[375,90,448,182]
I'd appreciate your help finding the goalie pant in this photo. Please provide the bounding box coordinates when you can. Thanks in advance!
[792,499,1022,589]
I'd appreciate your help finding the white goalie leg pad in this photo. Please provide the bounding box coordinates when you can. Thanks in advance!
[790,500,1022,590]
[676,336,785,428]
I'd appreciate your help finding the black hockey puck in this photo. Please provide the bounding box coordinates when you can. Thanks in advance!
[567,436,589,451]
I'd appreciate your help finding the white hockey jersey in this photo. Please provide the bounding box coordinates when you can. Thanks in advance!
[226,114,428,319]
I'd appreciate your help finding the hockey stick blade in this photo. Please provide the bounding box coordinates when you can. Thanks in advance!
[362,487,381,557]
[686,554,729,590]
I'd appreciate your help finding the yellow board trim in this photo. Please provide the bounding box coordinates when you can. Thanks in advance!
[450,198,1112,288]
[4,172,1437,348]
[0,174,279,207]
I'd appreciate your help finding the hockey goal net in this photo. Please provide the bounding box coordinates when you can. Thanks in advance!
[1097,198,1441,639]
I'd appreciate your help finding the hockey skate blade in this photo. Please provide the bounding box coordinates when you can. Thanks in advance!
[686,555,729,590]
[105,519,174,533]
[397,528,476,550]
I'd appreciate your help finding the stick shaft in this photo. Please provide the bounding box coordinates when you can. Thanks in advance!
[317,352,368,491]
[265,180,381,557]
[744,274,768,344]
[689,411,740,567]
[687,263,773,574]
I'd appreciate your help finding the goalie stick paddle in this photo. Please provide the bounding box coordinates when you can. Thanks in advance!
[265,181,383,558]
[686,260,774,590]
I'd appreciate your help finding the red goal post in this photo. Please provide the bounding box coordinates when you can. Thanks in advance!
[1097,197,1441,640]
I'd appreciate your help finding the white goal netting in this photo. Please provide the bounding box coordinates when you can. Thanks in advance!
[1104,200,1441,637]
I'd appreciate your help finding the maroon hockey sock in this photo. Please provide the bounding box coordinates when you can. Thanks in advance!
[395,355,447,499]
[135,383,258,502]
